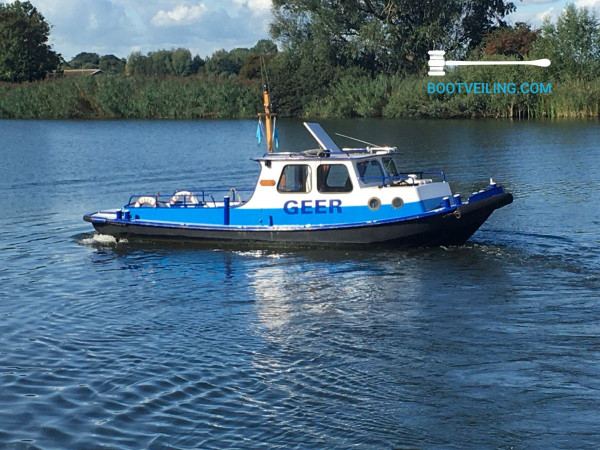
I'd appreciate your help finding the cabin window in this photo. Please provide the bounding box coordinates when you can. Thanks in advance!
[317,164,353,193]
[382,157,399,177]
[277,165,311,193]
[356,160,384,184]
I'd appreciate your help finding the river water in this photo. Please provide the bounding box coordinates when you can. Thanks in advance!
[1,119,599,448]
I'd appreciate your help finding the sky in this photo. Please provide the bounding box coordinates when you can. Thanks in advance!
[6,0,600,61]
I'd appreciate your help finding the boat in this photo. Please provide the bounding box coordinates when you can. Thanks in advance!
[83,86,512,247]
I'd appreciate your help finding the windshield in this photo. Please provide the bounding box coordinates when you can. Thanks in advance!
[356,160,384,185]
[382,157,399,177]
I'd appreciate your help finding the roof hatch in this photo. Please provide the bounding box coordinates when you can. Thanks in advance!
[303,122,343,153]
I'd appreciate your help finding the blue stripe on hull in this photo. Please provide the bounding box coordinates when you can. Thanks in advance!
[127,198,447,227]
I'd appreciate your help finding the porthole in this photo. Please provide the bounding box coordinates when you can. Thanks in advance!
[391,197,404,209]
[368,197,381,211]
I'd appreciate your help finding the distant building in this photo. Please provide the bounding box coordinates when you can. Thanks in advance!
[47,69,108,79]
[61,69,107,77]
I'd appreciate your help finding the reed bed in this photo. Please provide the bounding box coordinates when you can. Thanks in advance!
[1,72,598,120]
[0,76,261,119]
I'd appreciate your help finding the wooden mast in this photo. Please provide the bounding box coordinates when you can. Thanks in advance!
[261,84,275,153]
[259,55,276,153]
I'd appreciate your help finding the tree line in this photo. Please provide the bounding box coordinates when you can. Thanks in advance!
[64,39,277,79]
[1,0,600,119]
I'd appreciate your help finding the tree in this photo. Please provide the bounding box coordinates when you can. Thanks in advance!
[268,41,338,116]
[0,0,61,82]
[239,54,264,79]
[270,0,516,75]
[204,49,245,77]
[483,23,540,58]
[239,40,278,79]
[125,49,201,77]
[69,52,100,69]
[191,55,205,74]
[99,54,126,74]
[533,4,600,80]
[171,48,192,77]
[126,52,149,76]
[252,39,278,54]
[148,50,174,76]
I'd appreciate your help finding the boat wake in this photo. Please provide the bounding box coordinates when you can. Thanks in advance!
[79,233,128,247]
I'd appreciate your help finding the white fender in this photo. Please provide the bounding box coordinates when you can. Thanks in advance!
[170,190,199,205]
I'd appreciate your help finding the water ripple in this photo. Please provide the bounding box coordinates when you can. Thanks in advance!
[1,119,600,447]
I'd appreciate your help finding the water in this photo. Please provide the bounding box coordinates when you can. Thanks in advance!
[1,119,599,448]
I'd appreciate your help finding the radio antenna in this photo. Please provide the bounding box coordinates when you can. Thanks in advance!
[334,132,380,147]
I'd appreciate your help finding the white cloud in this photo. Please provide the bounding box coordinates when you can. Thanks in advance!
[575,0,600,6]
[88,12,99,30]
[232,0,271,13]
[151,3,208,27]
[521,0,561,3]
[22,0,273,60]
[537,6,555,21]
[508,2,567,26]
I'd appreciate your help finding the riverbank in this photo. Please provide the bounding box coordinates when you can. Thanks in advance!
[1,73,599,120]
[0,76,260,120]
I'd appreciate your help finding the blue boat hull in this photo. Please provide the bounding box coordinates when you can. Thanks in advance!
[84,192,512,247]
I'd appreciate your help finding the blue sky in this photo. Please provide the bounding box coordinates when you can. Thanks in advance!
[8,0,599,61]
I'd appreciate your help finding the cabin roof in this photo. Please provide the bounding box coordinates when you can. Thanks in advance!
[253,147,399,163]
[253,121,398,162]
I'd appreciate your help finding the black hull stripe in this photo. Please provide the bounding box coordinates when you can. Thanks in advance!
[87,193,513,247]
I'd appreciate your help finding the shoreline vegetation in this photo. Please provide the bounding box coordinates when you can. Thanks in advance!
[1,73,598,120]
[1,2,599,120]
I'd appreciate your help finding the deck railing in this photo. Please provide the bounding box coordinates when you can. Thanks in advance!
[359,170,446,186]
[127,188,254,208]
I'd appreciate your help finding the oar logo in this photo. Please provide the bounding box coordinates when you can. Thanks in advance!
[428,50,551,76]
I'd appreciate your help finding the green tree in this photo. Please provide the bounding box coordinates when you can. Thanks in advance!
[252,39,278,54]
[148,50,174,76]
[270,0,516,75]
[204,49,245,77]
[239,40,278,79]
[0,0,61,82]
[268,41,337,116]
[126,52,149,76]
[69,52,100,69]
[191,55,205,74]
[126,49,199,77]
[239,54,263,79]
[99,54,126,74]
[533,4,600,81]
[171,48,192,76]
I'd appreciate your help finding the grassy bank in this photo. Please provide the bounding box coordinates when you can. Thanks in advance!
[307,66,600,119]
[1,72,599,120]
[0,76,261,119]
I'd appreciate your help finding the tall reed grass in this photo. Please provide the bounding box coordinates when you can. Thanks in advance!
[0,76,261,119]
[0,72,598,120]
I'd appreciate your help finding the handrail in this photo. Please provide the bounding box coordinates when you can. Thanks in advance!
[359,171,446,186]
[421,171,446,181]
[126,188,254,208]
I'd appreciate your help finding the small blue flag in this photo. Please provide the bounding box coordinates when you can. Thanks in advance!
[256,122,262,145]
[273,126,279,149]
